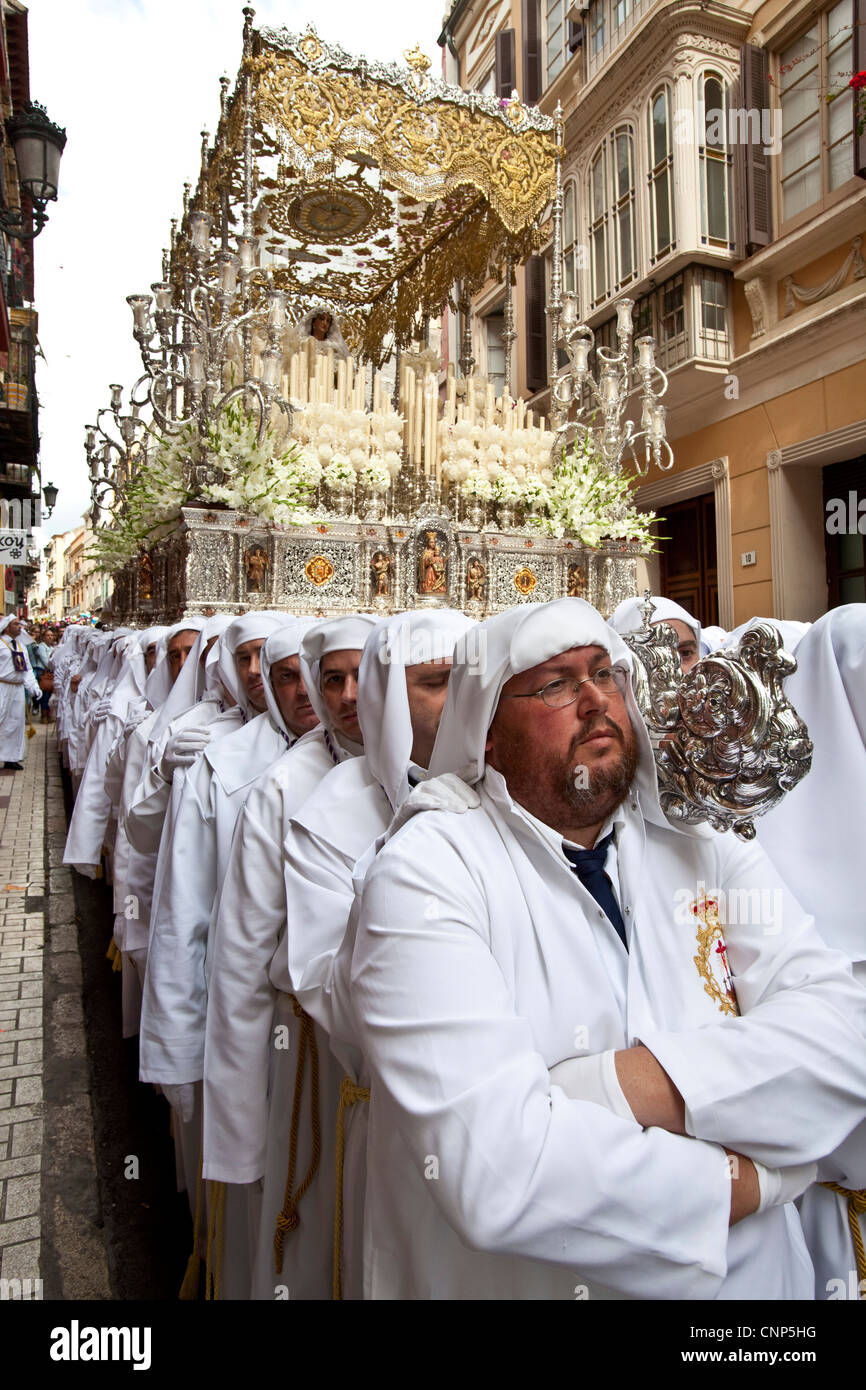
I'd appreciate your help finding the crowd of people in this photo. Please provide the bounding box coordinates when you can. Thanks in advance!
[37,595,866,1300]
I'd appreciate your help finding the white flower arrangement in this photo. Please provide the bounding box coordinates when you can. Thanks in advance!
[519,477,551,512]
[323,452,356,491]
[460,470,494,501]
[491,472,521,504]
[538,434,657,549]
[359,456,391,491]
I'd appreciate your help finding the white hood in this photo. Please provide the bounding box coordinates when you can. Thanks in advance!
[215,611,295,717]
[609,594,704,655]
[298,614,379,758]
[757,604,866,961]
[359,609,476,811]
[260,618,319,741]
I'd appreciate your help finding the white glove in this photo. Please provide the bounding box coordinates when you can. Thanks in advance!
[549,1050,638,1124]
[93,697,113,723]
[158,725,212,779]
[752,1159,817,1212]
[161,1083,196,1124]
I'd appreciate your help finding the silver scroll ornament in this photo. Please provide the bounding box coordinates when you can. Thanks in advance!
[622,594,813,841]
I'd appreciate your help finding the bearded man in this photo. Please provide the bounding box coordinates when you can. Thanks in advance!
[346,597,866,1300]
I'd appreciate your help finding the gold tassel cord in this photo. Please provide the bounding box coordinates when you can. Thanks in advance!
[332,1075,370,1301]
[178,1148,204,1301]
[273,996,322,1274]
[204,1180,227,1300]
[821,1182,866,1295]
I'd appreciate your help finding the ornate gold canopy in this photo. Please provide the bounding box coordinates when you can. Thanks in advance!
[179,24,558,364]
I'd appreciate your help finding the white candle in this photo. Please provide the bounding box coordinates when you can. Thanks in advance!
[415,379,424,471]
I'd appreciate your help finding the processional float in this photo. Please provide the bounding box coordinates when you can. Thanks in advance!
[96,12,657,623]
[88,10,813,837]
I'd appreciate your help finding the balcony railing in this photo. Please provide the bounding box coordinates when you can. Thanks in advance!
[0,308,36,413]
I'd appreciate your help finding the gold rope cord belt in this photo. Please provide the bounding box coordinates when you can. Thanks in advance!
[821,1182,866,1294]
[332,1075,370,1301]
[178,1147,205,1301]
[273,995,322,1274]
[205,1180,227,1301]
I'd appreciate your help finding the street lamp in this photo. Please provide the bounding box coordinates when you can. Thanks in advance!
[42,481,58,519]
[0,101,67,241]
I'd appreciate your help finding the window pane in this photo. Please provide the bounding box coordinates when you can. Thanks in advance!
[590,0,606,54]
[781,77,820,137]
[783,164,822,219]
[618,204,633,280]
[616,131,632,196]
[654,172,671,253]
[564,183,576,248]
[592,226,607,300]
[546,0,564,82]
[701,275,726,333]
[830,132,854,188]
[779,25,819,94]
[828,89,853,145]
[591,152,605,217]
[614,0,631,27]
[661,281,684,340]
[704,77,725,146]
[828,0,853,53]
[781,112,821,179]
[652,91,669,164]
[486,313,505,394]
[706,159,728,240]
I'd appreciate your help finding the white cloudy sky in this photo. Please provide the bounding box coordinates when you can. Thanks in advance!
[26,0,447,537]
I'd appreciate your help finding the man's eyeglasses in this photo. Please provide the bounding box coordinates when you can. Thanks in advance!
[501,666,628,710]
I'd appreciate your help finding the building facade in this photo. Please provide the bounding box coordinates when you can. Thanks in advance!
[440,0,866,625]
[0,1,43,615]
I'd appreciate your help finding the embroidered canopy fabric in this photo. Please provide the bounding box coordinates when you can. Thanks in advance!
[177,25,558,364]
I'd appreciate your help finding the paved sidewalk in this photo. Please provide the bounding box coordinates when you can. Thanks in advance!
[0,721,111,1300]
[0,719,47,1295]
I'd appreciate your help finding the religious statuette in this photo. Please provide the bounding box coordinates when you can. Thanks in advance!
[244,544,270,593]
[466,555,486,602]
[419,530,447,595]
[370,550,392,598]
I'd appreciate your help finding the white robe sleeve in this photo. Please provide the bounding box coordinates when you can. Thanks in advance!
[125,758,173,856]
[63,714,124,876]
[201,794,283,1184]
[351,817,735,1299]
[139,756,216,1085]
[639,837,866,1168]
[282,824,358,1043]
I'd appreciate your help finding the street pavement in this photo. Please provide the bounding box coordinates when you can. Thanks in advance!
[0,721,188,1302]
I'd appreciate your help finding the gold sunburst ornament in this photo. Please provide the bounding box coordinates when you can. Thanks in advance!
[513,566,537,596]
[304,554,335,586]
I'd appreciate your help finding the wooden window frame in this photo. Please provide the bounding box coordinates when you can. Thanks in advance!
[774,0,863,235]
[647,85,676,263]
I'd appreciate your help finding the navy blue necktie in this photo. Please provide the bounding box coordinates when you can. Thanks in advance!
[563,833,628,951]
